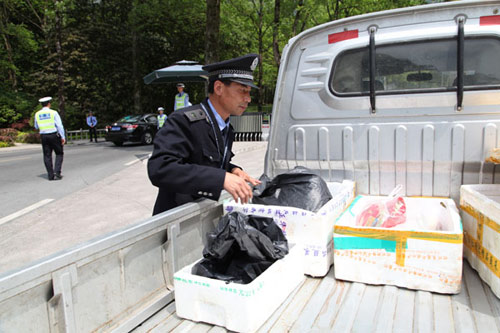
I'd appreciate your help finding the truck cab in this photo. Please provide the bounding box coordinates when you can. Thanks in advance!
[266,0,500,202]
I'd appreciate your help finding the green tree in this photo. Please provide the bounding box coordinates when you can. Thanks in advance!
[0,0,427,130]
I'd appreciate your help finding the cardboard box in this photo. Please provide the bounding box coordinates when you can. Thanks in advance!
[223,180,355,277]
[334,196,463,294]
[174,245,304,333]
[460,184,500,298]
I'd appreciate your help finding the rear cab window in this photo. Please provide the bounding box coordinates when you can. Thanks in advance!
[288,14,500,122]
[330,38,500,95]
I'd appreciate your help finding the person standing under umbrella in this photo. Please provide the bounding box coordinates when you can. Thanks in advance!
[174,83,190,111]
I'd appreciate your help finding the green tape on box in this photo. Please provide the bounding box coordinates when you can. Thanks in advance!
[335,236,407,253]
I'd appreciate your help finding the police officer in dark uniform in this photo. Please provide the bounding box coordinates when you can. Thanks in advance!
[148,54,261,215]
[86,111,98,142]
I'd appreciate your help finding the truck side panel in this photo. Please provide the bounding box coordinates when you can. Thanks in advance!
[0,199,224,332]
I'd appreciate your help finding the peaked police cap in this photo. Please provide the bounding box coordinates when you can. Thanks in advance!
[39,96,52,103]
[203,54,259,89]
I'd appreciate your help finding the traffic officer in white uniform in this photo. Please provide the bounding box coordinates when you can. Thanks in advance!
[148,54,261,214]
[34,97,65,181]
[157,107,167,129]
[173,83,190,111]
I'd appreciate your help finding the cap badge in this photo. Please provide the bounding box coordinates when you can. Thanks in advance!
[250,57,258,71]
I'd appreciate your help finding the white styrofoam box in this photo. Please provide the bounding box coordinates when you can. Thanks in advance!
[174,244,304,333]
[460,184,500,298]
[334,196,463,294]
[223,180,355,277]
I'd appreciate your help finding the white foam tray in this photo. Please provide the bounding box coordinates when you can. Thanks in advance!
[460,184,500,298]
[334,196,463,294]
[174,244,304,332]
[224,180,355,277]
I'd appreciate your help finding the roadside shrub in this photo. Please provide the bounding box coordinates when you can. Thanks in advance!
[0,128,18,138]
[11,119,30,130]
[0,135,15,147]
[16,132,28,143]
[21,132,41,144]
[0,141,13,148]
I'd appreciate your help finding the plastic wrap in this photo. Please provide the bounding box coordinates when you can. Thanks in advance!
[192,212,288,284]
[252,166,332,212]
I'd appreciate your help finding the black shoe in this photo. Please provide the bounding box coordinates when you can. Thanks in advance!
[48,175,54,181]
[54,174,63,180]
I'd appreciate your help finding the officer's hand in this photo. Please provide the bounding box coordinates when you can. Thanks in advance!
[224,172,253,204]
[231,168,261,186]
[61,138,65,145]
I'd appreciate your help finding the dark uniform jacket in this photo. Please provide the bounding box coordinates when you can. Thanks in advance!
[148,99,239,215]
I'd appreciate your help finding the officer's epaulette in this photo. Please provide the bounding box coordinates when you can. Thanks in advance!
[183,109,206,122]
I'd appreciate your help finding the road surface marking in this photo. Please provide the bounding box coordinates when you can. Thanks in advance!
[0,198,54,226]
[125,154,151,166]
[0,156,32,163]
[124,159,140,166]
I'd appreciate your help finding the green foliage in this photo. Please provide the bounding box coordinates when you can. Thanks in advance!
[0,106,22,128]
[17,131,41,144]
[0,90,36,125]
[0,0,426,128]
[0,141,14,148]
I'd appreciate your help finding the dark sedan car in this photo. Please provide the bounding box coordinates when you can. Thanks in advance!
[105,114,158,146]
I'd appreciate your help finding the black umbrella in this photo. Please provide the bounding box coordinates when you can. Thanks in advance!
[143,60,208,85]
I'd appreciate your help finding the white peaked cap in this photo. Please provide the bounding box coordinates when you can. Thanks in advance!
[39,96,52,103]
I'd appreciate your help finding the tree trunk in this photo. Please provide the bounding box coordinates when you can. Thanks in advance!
[55,0,65,122]
[0,2,17,90]
[257,0,264,112]
[292,0,304,36]
[1,29,17,90]
[205,0,220,64]
[132,29,141,113]
[272,0,281,66]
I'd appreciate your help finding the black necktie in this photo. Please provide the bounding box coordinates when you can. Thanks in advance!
[221,127,228,145]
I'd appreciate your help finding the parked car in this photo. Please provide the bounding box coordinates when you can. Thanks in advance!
[105,114,158,146]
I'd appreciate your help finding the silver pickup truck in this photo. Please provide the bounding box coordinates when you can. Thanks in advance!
[1,1,500,332]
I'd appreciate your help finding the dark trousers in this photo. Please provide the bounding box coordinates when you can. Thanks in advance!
[89,127,97,142]
[41,133,64,179]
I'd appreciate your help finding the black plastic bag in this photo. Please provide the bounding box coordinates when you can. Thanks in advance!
[192,212,288,284]
[252,166,333,212]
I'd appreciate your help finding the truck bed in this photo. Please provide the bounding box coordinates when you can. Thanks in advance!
[134,261,500,332]
[1,180,499,332]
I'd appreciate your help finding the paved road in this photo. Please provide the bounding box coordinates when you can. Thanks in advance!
[0,141,268,275]
[0,141,153,219]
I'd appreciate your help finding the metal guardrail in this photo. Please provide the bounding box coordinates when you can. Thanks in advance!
[66,129,106,142]
[0,195,229,332]
[230,113,263,142]
[66,114,265,143]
